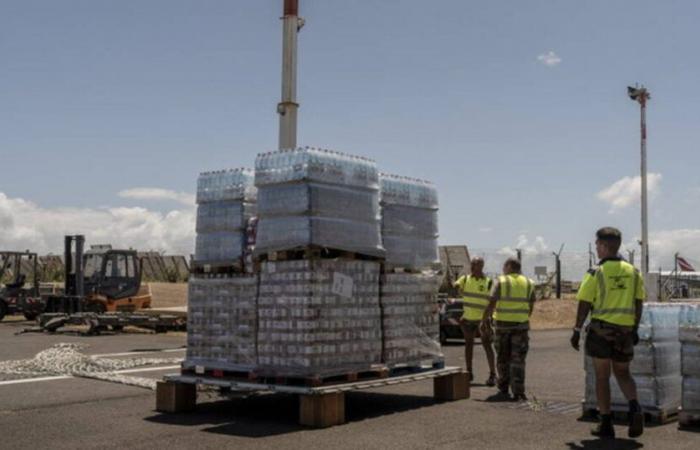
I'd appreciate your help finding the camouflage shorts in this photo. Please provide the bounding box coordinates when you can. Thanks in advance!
[585,320,634,363]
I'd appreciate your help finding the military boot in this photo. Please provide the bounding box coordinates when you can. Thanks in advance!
[591,415,615,439]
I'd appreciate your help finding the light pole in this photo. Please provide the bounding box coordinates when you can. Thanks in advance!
[278,0,305,150]
[628,85,651,275]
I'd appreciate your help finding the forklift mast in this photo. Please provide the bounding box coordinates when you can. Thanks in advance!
[64,235,85,298]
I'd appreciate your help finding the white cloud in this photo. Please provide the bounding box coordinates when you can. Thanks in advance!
[118,187,195,206]
[648,228,700,270]
[537,51,562,67]
[499,234,550,256]
[479,227,493,233]
[597,173,662,213]
[0,192,195,255]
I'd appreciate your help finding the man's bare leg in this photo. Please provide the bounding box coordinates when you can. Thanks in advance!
[460,323,475,379]
[480,332,496,385]
[613,360,644,438]
[593,357,612,414]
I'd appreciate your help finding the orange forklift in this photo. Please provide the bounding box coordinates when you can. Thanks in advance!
[44,235,152,314]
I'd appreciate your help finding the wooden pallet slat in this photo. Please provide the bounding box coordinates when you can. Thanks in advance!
[679,409,700,430]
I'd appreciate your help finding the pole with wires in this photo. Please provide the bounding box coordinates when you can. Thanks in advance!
[628,85,651,275]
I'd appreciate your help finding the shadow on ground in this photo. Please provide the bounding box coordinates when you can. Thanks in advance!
[565,438,643,450]
[145,391,439,438]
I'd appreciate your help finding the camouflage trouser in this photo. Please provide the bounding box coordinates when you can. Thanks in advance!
[495,328,529,396]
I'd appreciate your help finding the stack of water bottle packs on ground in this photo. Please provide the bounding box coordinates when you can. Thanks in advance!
[185,147,442,378]
[680,304,700,413]
[584,303,683,414]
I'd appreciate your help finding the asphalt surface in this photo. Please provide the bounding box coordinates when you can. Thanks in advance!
[0,319,697,450]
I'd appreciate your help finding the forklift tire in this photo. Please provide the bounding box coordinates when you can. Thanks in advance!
[0,300,7,322]
[23,312,39,321]
[85,302,106,314]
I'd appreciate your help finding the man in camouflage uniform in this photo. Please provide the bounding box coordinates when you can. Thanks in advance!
[480,257,535,401]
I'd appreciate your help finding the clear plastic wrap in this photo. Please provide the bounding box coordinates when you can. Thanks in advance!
[683,376,700,410]
[381,204,439,237]
[196,168,257,203]
[379,173,438,209]
[680,304,700,343]
[255,216,384,258]
[255,147,379,190]
[382,235,440,269]
[257,182,379,221]
[256,259,382,377]
[682,343,700,376]
[380,273,443,366]
[196,201,256,233]
[184,276,258,371]
[194,232,245,263]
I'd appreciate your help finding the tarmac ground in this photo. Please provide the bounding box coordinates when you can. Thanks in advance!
[0,319,698,450]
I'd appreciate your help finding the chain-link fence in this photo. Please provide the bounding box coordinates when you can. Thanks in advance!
[469,248,592,283]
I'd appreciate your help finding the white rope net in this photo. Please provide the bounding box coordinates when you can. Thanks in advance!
[0,343,182,390]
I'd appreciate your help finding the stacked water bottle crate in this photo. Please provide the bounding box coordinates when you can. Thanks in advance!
[194,168,257,265]
[379,174,439,270]
[680,304,700,425]
[184,276,258,371]
[583,303,683,419]
[256,259,383,378]
[380,272,443,367]
[254,147,384,258]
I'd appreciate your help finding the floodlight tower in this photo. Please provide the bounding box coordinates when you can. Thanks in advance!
[627,85,651,274]
[278,0,305,150]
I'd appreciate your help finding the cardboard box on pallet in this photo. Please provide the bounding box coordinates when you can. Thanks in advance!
[184,275,258,372]
[380,272,443,367]
[256,259,383,377]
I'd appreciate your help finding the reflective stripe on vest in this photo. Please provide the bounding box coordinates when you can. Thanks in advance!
[461,275,491,321]
[590,261,640,327]
[493,274,533,323]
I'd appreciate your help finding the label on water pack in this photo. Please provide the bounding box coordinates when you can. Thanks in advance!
[332,272,354,298]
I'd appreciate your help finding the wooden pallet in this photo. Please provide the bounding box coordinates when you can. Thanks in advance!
[581,403,677,425]
[181,365,391,388]
[679,409,700,430]
[387,360,446,377]
[256,246,384,263]
[157,367,468,428]
[190,260,245,275]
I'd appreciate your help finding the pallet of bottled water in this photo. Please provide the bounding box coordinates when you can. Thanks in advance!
[184,276,258,372]
[380,174,439,270]
[584,303,683,414]
[256,259,383,377]
[680,304,700,412]
[194,168,257,264]
[254,147,384,258]
[380,272,443,367]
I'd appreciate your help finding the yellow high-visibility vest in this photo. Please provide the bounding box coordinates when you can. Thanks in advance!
[458,275,492,321]
[493,274,533,323]
[587,260,644,327]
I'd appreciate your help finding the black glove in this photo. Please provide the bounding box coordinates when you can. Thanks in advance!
[632,330,640,346]
[570,330,581,351]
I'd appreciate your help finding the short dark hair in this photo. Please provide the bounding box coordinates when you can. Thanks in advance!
[596,227,622,253]
[504,257,521,273]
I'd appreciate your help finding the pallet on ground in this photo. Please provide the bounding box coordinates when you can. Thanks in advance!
[581,402,677,425]
[157,366,468,428]
[181,365,391,387]
[679,408,700,430]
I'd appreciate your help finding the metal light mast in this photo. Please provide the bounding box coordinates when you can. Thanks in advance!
[278,0,304,150]
[628,85,651,274]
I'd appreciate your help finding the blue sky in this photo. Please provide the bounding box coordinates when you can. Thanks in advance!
[1,0,699,271]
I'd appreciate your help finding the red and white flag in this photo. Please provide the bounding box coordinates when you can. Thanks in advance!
[677,255,696,272]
